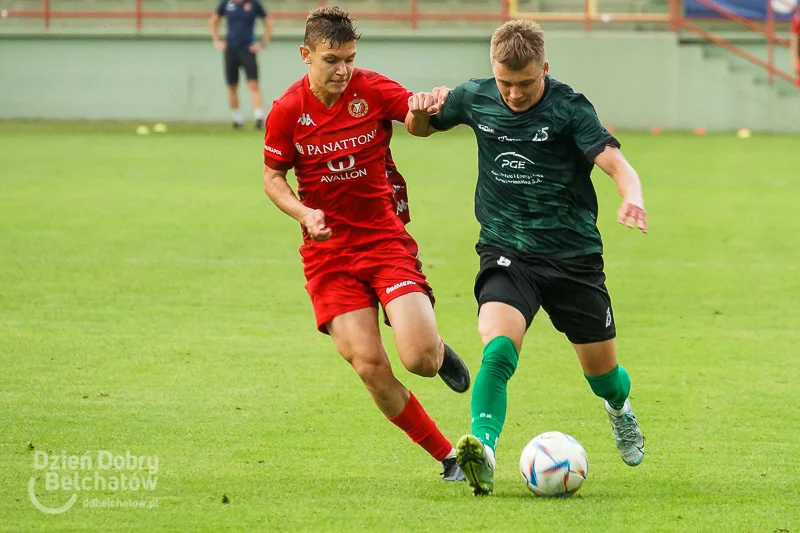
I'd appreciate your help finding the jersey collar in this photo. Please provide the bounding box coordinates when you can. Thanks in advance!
[304,72,360,115]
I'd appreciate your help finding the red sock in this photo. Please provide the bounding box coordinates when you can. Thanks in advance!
[388,392,453,461]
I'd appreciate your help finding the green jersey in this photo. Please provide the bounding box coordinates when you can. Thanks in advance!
[429,76,620,259]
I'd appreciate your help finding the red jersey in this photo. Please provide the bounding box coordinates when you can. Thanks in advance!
[793,9,799,36]
[263,69,412,248]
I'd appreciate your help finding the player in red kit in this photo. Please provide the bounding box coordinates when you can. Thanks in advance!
[261,6,470,481]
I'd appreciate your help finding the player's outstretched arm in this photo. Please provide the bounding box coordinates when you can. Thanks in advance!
[594,146,648,234]
[263,165,331,241]
[431,85,451,108]
[405,92,441,137]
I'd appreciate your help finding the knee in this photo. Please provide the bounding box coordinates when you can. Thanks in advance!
[480,336,520,380]
[478,324,523,354]
[350,353,393,387]
[477,320,493,341]
[405,357,439,378]
[401,339,441,378]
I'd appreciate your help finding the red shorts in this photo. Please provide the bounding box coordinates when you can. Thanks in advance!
[301,235,433,334]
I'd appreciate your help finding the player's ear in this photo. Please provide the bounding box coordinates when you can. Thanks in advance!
[300,45,312,64]
[543,61,550,76]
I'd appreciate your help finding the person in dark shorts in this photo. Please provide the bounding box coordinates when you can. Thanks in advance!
[209,0,272,129]
[793,5,799,87]
[406,20,648,495]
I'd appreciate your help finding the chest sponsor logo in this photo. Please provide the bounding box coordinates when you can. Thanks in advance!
[348,98,368,118]
[491,152,543,185]
[302,126,377,156]
[297,113,316,126]
[320,155,366,183]
[494,151,534,170]
[226,1,235,11]
[326,155,355,173]
[478,124,495,133]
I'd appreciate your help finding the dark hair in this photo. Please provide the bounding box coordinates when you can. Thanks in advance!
[304,6,361,49]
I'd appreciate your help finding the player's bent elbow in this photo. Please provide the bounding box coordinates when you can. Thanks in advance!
[262,172,277,196]
[263,176,280,197]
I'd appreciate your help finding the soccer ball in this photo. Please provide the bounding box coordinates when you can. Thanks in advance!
[519,431,588,497]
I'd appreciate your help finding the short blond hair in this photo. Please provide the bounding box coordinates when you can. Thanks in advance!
[490,20,546,71]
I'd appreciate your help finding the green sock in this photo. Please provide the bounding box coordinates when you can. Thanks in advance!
[471,336,519,451]
[585,364,631,410]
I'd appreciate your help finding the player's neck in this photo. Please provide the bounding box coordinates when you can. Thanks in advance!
[529,77,547,108]
[308,82,342,109]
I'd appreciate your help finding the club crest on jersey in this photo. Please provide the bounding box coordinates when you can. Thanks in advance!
[348,98,368,118]
[295,142,304,155]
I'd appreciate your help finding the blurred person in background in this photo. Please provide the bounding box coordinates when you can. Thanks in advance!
[210,0,273,129]
[793,4,799,86]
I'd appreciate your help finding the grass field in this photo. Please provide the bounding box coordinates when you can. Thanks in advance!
[1,122,799,532]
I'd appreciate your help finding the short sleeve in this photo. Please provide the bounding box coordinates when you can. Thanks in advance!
[429,83,467,131]
[263,102,297,170]
[215,0,226,17]
[371,74,413,122]
[567,93,620,162]
[255,1,267,18]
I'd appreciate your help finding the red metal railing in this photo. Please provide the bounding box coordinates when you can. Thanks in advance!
[4,9,507,22]
[675,0,792,84]
[3,0,798,87]
[5,1,509,25]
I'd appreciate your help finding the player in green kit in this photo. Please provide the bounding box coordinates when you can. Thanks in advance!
[405,20,647,496]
